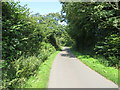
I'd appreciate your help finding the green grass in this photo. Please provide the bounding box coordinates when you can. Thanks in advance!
[71,50,118,85]
[24,51,60,88]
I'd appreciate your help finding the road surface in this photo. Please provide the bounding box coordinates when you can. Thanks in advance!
[48,47,118,88]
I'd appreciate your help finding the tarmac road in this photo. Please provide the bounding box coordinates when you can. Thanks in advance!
[48,47,118,88]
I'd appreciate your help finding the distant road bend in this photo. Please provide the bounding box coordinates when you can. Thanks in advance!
[48,47,118,88]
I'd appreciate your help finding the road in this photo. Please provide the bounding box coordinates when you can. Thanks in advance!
[48,47,118,88]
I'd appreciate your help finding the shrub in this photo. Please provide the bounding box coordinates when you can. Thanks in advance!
[95,34,120,67]
[38,42,56,61]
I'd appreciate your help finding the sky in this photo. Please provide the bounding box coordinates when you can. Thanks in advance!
[15,0,67,25]
[17,1,62,15]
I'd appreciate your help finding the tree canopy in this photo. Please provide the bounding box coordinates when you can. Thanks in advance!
[61,2,120,66]
[2,1,71,88]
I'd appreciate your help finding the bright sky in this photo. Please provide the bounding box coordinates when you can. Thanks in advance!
[17,1,62,15]
[14,0,67,25]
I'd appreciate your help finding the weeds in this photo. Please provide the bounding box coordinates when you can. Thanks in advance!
[24,51,60,88]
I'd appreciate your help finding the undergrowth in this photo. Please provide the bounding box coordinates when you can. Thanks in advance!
[24,51,60,88]
[71,50,118,85]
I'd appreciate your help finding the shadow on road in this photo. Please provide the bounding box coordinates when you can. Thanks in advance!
[60,54,75,58]
[61,47,75,58]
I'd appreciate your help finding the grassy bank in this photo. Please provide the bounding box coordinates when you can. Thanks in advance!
[24,51,60,88]
[71,50,118,85]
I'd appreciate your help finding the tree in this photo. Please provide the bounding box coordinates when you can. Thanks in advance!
[61,2,120,66]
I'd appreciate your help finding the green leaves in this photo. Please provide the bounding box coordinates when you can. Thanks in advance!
[2,2,41,61]
[61,2,120,66]
[2,1,70,89]
[95,34,120,66]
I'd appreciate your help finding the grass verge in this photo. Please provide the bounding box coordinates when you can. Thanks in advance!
[24,51,60,88]
[71,50,118,85]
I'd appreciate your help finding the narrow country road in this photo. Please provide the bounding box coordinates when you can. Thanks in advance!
[48,47,118,88]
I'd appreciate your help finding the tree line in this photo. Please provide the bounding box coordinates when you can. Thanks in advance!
[61,2,120,67]
[2,1,72,88]
[2,1,120,89]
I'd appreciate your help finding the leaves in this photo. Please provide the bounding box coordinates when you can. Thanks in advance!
[2,1,71,89]
[61,2,120,66]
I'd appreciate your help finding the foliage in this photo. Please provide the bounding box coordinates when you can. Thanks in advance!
[3,0,119,88]
[2,2,41,61]
[33,13,73,48]
[24,51,60,88]
[3,56,40,88]
[2,2,42,88]
[61,2,120,67]
[38,42,56,61]
[95,34,120,67]
[2,1,70,89]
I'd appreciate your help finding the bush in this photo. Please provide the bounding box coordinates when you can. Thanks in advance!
[38,42,56,61]
[2,1,66,89]
[2,56,41,88]
[95,34,120,67]
[2,2,41,61]
[14,56,41,78]
[2,42,56,88]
